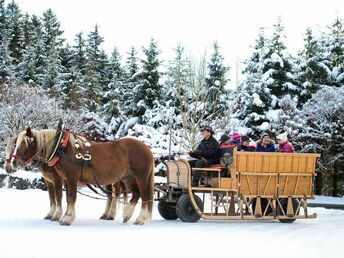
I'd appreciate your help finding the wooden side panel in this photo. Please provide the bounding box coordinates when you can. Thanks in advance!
[166,160,189,188]
[235,152,319,198]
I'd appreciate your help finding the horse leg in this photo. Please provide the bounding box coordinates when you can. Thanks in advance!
[59,178,77,226]
[100,184,116,220]
[134,171,154,225]
[123,191,139,223]
[43,179,56,220]
[51,175,63,221]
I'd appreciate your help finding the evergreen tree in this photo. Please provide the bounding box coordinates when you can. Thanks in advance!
[232,28,271,137]
[84,25,104,112]
[297,86,344,196]
[296,27,331,106]
[5,1,24,82]
[322,17,344,86]
[165,44,190,124]
[17,15,44,85]
[58,32,88,111]
[40,9,64,95]
[205,41,230,117]
[0,0,6,43]
[133,39,162,119]
[122,46,139,118]
[262,18,299,102]
[103,47,125,119]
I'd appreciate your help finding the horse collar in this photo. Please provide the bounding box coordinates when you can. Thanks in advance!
[47,130,70,167]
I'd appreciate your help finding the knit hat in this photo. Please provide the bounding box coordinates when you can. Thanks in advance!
[219,134,230,144]
[260,132,269,141]
[241,135,250,142]
[277,132,288,142]
[232,131,241,141]
[200,126,214,134]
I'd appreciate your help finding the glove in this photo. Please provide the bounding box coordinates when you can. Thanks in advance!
[189,150,200,158]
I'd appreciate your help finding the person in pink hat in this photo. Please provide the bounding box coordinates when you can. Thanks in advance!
[230,131,241,145]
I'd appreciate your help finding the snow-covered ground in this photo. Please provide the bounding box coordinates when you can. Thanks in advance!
[0,188,344,258]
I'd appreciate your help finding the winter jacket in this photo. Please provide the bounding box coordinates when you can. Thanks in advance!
[196,136,219,159]
[279,141,294,153]
[256,141,276,152]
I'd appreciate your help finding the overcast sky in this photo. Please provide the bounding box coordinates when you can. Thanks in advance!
[5,0,344,85]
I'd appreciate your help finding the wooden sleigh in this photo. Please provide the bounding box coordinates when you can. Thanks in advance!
[159,148,320,223]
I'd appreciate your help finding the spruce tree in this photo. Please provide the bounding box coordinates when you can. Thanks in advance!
[232,28,271,137]
[84,25,104,112]
[121,46,139,118]
[205,41,230,118]
[40,8,64,95]
[103,47,125,119]
[133,39,162,119]
[6,1,24,82]
[322,17,344,86]
[296,27,330,106]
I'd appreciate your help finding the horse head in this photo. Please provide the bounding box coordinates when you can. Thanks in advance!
[4,135,17,174]
[11,127,37,171]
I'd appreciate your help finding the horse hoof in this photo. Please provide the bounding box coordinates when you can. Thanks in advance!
[44,215,52,220]
[99,215,107,220]
[59,220,71,226]
[51,216,60,221]
[123,217,130,223]
[134,220,144,225]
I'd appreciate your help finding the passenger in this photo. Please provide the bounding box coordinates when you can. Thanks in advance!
[188,126,219,186]
[230,131,241,145]
[219,134,230,146]
[238,135,256,152]
[276,132,294,153]
[256,133,276,152]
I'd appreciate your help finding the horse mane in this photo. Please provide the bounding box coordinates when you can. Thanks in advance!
[16,129,57,161]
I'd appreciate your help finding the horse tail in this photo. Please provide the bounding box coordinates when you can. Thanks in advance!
[146,158,155,219]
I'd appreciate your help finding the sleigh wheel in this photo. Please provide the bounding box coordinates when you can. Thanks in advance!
[176,194,203,223]
[158,199,178,220]
[277,198,299,223]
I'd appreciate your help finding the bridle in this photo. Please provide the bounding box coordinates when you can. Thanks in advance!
[11,137,37,165]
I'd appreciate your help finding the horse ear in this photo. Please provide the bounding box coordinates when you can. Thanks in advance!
[26,127,33,138]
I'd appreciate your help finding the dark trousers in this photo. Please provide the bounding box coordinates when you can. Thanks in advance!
[188,158,217,183]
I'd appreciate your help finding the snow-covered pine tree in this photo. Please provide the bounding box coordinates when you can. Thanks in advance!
[231,28,271,138]
[121,46,139,119]
[296,86,344,196]
[84,25,104,112]
[205,41,230,119]
[40,9,64,96]
[58,44,84,111]
[133,38,162,120]
[165,44,190,129]
[260,19,300,136]
[296,27,331,106]
[322,17,344,87]
[5,1,24,83]
[103,47,125,121]
[18,14,44,85]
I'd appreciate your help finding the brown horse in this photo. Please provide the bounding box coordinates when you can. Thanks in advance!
[11,128,155,225]
[5,135,64,221]
[5,133,138,223]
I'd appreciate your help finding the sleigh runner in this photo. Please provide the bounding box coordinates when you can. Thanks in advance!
[158,148,320,223]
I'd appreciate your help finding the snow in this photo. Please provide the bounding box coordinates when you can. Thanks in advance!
[0,188,344,258]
